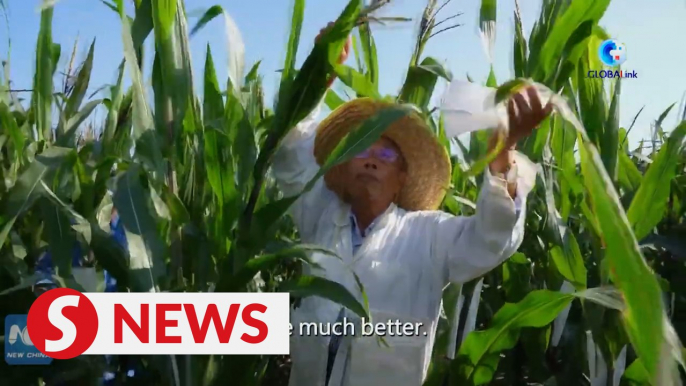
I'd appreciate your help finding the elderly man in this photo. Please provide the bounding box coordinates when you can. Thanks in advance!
[273,25,552,386]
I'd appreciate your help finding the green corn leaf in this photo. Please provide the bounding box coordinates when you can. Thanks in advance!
[626,121,686,241]
[152,0,194,145]
[513,3,528,78]
[244,60,262,84]
[112,166,167,292]
[479,0,497,63]
[577,34,607,147]
[0,147,71,248]
[240,0,361,235]
[655,103,676,134]
[103,61,126,145]
[358,22,378,87]
[280,0,305,87]
[232,108,257,198]
[617,129,642,195]
[203,46,226,123]
[247,195,299,248]
[602,77,621,181]
[0,102,25,166]
[40,178,133,289]
[623,359,651,384]
[531,0,611,84]
[273,0,360,136]
[203,47,239,218]
[494,78,669,382]
[190,5,245,94]
[230,245,336,291]
[398,65,438,111]
[151,0,177,40]
[189,5,222,36]
[550,114,579,220]
[101,0,118,13]
[280,275,369,320]
[351,32,363,73]
[578,138,664,380]
[334,64,380,99]
[50,43,61,77]
[543,143,587,289]
[131,0,153,49]
[57,99,103,148]
[325,89,346,110]
[417,57,452,81]
[456,290,574,384]
[485,66,497,87]
[32,2,54,142]
[161,188,190,225]
[39,198,77,279]
[119,5,154,138]
[63,39,95,123]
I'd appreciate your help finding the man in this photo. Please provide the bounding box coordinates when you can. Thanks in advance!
[273,25,552,386]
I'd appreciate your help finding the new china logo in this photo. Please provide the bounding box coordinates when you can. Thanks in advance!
[20,288,289,360]
[5,314,53,365]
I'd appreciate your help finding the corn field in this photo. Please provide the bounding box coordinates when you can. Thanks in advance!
[1,0,685,385]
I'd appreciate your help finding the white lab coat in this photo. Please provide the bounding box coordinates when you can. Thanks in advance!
[272,101,537,386]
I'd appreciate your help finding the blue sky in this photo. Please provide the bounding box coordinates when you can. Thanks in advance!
[2,0,686,146]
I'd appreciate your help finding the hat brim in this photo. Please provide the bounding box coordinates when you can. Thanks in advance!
[313,98,452,211]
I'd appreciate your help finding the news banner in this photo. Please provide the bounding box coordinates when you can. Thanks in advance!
[5,288,425,363]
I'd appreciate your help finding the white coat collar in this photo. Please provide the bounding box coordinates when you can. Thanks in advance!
[333,200,399,231]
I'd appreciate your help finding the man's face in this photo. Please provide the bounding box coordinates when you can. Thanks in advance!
[343,137,407,204]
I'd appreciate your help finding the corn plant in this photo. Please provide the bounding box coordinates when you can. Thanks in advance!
[1,0,686,385]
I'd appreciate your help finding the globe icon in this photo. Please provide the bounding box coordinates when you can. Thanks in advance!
[598,39,626,66]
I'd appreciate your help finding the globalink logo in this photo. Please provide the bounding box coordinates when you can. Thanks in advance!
[599,39,626,66]
[587,39,637,79]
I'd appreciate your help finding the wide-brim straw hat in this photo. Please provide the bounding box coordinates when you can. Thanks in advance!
[313,98,452,211]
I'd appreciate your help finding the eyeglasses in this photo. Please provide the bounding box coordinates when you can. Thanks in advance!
[354,147,400,163]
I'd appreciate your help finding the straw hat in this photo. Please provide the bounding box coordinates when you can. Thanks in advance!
[313,98,452,211]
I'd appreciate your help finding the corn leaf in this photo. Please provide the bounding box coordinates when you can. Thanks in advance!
[626,121,686,241]
[39,198,76,279]
[456,290,574,384]
[0,102,25,165]
[398,65,438,111]
[280,0,305,88]
[280,275,369,320]
[63,39,95,122]
[532,0,610,84]
[334,64,380,99]
[358,22,378,87]
[602,77,621,181]
[325,89,346,110]
[512,2,527,78]
[479,0,497,64]
[203,47,237,209]
[131,0,153,50]
[112,166,167,292]
[32,2,54,141]
[578,138,664,381]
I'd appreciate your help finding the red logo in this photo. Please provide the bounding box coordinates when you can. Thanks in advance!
[27,288,99,359]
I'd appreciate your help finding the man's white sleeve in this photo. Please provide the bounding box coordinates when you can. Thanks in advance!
[429,152,537,285]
